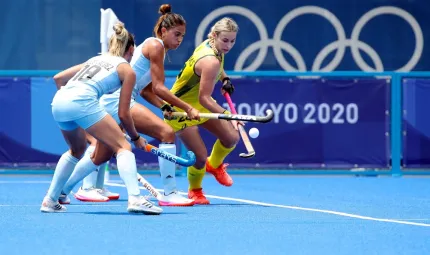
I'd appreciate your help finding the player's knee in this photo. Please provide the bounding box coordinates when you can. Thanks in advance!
[120,141,132,152]
[158,126,175,143]
[231,131,240,145]
[85,134,97,146]
[91,152,111,165]
[92,157,108,166]
[194,152,208,169]
[69,144,87,159]
[222,131,240,148]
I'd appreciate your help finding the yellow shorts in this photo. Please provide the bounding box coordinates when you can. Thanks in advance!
[164,103,213,132]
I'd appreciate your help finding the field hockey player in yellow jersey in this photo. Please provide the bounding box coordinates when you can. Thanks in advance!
[164,17,240,204]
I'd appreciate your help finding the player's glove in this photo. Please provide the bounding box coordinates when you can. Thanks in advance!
[161,103,176,120]
[221,77,235,95]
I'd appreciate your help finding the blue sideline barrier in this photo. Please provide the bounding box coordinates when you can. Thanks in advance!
[1,70,430,176]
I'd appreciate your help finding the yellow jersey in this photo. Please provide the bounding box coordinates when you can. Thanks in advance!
[165,40,225,131]
[170,39,224,109]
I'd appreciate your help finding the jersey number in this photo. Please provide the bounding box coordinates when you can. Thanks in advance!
[72,65,102,81]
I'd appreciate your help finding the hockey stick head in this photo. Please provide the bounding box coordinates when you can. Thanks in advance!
[239,151,256,158]
[220,109,275,123]
[185,151,196,165]
[263,109,274,123]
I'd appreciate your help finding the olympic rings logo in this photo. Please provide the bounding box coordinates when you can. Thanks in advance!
[195,6,424,72]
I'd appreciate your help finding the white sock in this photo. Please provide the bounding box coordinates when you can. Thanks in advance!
[46,152,79,201]
[95,162,108,189]
[62,154,97,195]
[82,171,97,189]
[81,146,97,189]
[116,150,140,196]
[158,143,177,195]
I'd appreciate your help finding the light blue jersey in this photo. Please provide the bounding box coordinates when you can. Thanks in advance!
[100,37,164,124]
[51,54,128,130]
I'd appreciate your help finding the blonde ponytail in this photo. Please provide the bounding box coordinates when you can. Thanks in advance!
[108,22,130,56]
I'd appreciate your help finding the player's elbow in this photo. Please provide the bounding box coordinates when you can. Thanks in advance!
[198,95,210,108]
[53,74,64,87]
[53,74,61,83]
[118,109,129,123]
[118,113,126,124]
[152,83,164,96]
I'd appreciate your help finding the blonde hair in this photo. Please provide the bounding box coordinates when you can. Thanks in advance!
[207,17,239,40]
[108,22,135,56]
[153,4,186,38]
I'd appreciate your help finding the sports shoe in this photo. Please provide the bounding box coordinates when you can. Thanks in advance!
[206,161,233,186]
[58,193,70,205]
[158,191,195,206]
[188,188,210,205]
[74,187,109,202]
[127,196,163,215]
[41,196,66,213]
[98,188,120,200]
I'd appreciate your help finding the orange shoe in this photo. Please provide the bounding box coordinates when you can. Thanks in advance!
[206,161,233,187]
[188,188,210,205]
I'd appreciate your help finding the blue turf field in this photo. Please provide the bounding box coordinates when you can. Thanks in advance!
[1,174,429,254]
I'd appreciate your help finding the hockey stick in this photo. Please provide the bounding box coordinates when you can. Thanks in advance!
[124,134,196,167]
[224,93,256,158]
[136,172,162,200]
[170,110,274,123]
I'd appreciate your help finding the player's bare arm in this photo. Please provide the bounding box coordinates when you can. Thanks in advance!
[53,64,85,89]
[197,56,226,113]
